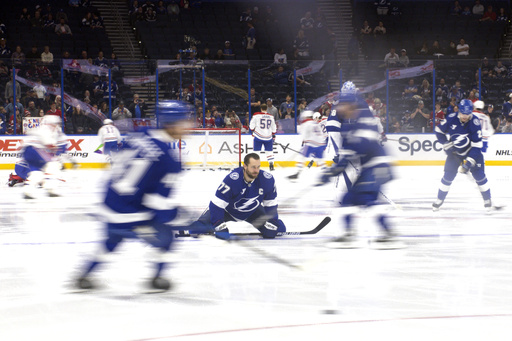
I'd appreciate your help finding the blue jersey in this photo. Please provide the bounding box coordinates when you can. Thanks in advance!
[326,95,376,155]
[101,129,182,224]
[435,112,483,160]
[209,167,278,226]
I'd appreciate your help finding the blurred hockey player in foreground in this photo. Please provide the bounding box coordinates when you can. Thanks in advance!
[8,115,68,198]
[432,99,499,212]
[97,119,122,163]
[288,111,327,180]
[316,92,396,248]
[190,152,286,239]
[75,101,195,291]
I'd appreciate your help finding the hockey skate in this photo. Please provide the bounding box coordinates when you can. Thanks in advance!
[269,162,274,171]
[76,276,96,290]
[371,232,405,250]
[150,277,171,291]
[326,234,359,249]
[7,173,24,187]
[432,199,444,212]
[484,200,504,214]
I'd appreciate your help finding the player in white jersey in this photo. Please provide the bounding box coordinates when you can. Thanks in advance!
[97,119,122,163]
[8,115,68,197]
[249,103,277,170]
[288,111,327,180]
[472,100,494,153]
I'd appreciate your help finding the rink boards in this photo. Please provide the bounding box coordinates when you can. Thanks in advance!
[1,133,512,168]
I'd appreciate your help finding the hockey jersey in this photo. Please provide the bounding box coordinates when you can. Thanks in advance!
[209,167,278,226]
[435,112,483,160]
[101,129,182,224]
[249,112,276,140]
[98,124,122,144]
[299,119,327,147]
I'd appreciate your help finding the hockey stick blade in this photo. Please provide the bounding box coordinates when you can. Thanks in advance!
[174,217,331,238]
[228,216,331,237]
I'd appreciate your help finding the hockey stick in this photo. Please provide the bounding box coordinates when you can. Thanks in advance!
[175,217,331,238]
[229,239,302,270]
[276,142,302,155]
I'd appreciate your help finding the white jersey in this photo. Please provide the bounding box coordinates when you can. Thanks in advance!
[299,119,327,147]
[249,112,276,141]
[472,111,494,140]
[98,124,122,144]
[319,117,328,141]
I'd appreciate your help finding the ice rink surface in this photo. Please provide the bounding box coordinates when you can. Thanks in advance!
[1,165,512,341]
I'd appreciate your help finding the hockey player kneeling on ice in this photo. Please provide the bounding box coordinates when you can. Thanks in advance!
[190,152,286,239]
[432,99,499,212]
[288,111,327,180]
[8,115,68,197]
[75,100,196,292]
[316,92,396,248]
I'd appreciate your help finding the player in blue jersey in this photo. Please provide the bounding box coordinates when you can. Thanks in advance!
[191,152,286,239]
[75,100,195,291]
[317,92,397,248]
[432,99,498,212]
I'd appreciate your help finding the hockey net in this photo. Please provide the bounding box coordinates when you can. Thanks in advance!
[180,128,242,169]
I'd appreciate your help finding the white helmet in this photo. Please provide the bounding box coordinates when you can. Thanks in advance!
[313,112,321,120]
[301,110,314,121]
[41,115,61,126]
[103,119,114,125]
[474,100,485,110]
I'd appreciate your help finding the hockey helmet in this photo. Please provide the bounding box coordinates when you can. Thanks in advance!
[103,119,114,125]
[474,100,485,111]
[341,81,357,94]
[313,112,321,120]
[458,99,474,115]
[156,100,194,127]
[41,115,62,126]
[300,110,314,121]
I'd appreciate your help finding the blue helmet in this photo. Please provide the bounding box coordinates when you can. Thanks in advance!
[341,81,357,94]
[458,99,473,115]
[156,100,194,127]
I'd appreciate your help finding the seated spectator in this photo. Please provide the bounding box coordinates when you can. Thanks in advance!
[384,47,399,68]
[446,96,458,115]
[81,12,92,27]
[400,110,414,132]
[300,11,314,33]
[167,1,180,16]
[31,10,43,28]
[213,109,224,128]
[461,6,472,16]
[371,98,386,118]
[373,21,386,36]
[375,0,391,15]
[494,60,507,77]
[71,105,92,134]
[11,46,25,67]
[293,29,310,59]
[411,100,430,132]
[274,66,289,85]
[43,13,56,29]
[480,5,497,22]
[145,8,156,22]
[19,7,31,21]
[245,22,256,49]
[450,0,462,15]
[480,57,493,77]
[133,7,145,23]
[472,0,484,16]
[399,49,409,67]
[127,94,148,118]
[419,79,432,101]
[501,117,512,133]
[416,42,429,55]
[156,1,168,14]
[199,47,212,60]
[94,51,109,68]
[204,110,215,128]
[109,52,121,71]
[0,60,8,79]
[25,46,40,63]
[274,48,287,65]
[431,40,444,56]
[430,103,445,129]
[101,78,119,105]
[446,41,457,55]
[92,12,104,29]
[112,101,132,120]
[456,38,469,56]
[0,38,12,58]
[46,102,62,117]
[55,18,72,36]
[223,41,235,59]
[497,8,508,23]
[41,46,54,65]
[402,79,418,99]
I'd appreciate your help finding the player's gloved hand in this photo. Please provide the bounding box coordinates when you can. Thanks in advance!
[443,142,455,155]
[272,134,276,142]
[481,141,488,153]
[332,154,340,164]
[213,222,230,240]
[261,219,279,239]
[264,220,278,231]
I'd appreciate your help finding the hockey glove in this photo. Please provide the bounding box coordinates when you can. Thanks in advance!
[213,222,231,240]
[443,142,455,155]
[272,134,276,142]
[261,219,279,239]
[481,141,488,153]
[458,158,475,174]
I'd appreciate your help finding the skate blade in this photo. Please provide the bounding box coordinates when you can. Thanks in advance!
[370,240,406,250]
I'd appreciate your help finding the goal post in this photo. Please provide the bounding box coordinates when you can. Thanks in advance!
[180,128,242,169]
